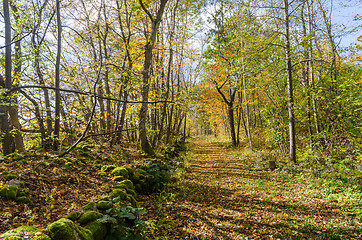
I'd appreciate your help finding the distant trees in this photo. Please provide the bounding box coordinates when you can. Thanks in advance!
[200,0,361,163]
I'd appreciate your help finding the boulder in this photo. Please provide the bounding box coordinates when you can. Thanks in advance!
[0,226,50,240]
[78,211,103,225]
[48,218,93,240]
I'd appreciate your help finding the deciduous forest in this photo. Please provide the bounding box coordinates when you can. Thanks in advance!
[0,0,361,239]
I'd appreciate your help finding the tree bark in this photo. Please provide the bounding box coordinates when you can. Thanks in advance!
[138,0,169,155]
[284,0,297,163]
[54,0,62,150]
[2,0,13,155]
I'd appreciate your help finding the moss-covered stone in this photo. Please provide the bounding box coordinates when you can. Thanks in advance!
[111,167,128,178]
[67,211,80,221]
[16,196,32,204]
[8,185,18,191]
[86,220,107,240]
[135,183,142,193]
[126,189,137,197]
[124,166,134,175]
[101,165,116,173]
[112,176,125,182]
[130,174,141,184]
[0,186,17,200]
[109,188,127,200]
[127,195,138,208]
[137,169,147,176]
[119,179,134,189]
[82,202,95,211]
[0,226,50,240]
[4,174,17,181]
[96,200,112,211]
[17,191,27,197]
[48,218,92,240]
[78,211,103,225]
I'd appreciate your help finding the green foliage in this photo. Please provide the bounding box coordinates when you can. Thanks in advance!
[97,196,148,240]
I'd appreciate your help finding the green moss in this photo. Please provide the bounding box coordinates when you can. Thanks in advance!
[48,218,92,240]
[109,188,127,200]
[130,174,141,184]
[82,202,95,211]
[86,220,107,240]
[101,165,116,173]
[96,200,113,211]
[0,226,50,240]
[114,184,127,190]
[126,189,137,197]
[17,191,27,197]
[112,176,125,182]
[127,195,139,208]
[4,174,17,181]
[124,166,134,175]
[16,196,32,204]
[135,184,142,193]
[137,169,147,175]
[64,162,72,169]
[119,179,134,189]
[111,167,128,178]
[0,186,17,200]
[78,211,103,225]
[67,211,80,221]
[8,185,18,191]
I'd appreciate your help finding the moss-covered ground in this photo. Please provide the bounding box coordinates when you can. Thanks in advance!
[0,142,144,233]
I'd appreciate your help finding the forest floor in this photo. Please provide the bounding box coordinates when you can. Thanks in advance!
[140,138,362,239]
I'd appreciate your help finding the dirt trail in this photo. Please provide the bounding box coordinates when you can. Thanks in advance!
[141,138,360,239]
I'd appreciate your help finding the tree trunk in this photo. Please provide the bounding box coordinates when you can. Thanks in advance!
[284,0,296,163]
[138,0,168,155]
[2,0,13,155]
[54,0,62,150]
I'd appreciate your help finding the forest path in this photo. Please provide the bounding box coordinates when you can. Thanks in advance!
[141,138,360,239]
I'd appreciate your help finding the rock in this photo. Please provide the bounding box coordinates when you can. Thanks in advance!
[8,179,22,187]
[48,218,92,240]
[82,202,95,211]
[101,165,116,173]
[109,188,127,200]
[96,200,113,211]
[16,196,32,204]
[0,226,50,240]
[111,167,128,178]
[78,211,103,225]
[67,211,80,221]
[127,195,138,208]
[269,160,277,171]
[86,221,107,240]
[119,180,134,189]
[4,174,17,181]
[130,174,140,184]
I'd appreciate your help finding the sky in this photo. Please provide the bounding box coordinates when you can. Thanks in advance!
[332,0,362,47]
